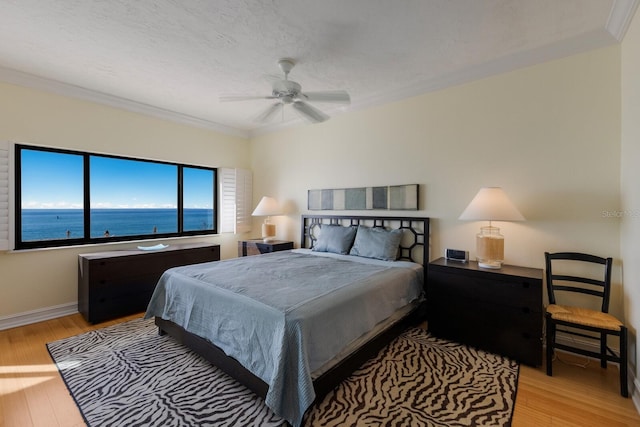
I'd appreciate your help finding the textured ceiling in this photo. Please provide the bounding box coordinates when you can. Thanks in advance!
[0,0,637,137]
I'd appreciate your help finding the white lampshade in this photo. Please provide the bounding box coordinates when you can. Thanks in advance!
[252,196,282,242]
[459,187,525,222]
[252,196,282,217]
[459,187,524,269]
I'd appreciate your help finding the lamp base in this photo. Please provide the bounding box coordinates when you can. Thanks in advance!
[261,222,276,243]
[476,226,504,270]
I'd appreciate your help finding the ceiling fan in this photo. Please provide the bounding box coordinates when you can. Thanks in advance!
[220,58,351,124]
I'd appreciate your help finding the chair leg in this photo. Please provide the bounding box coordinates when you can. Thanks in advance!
[600,332,607,369]
[620,326,628,398]
[546,312,554,376]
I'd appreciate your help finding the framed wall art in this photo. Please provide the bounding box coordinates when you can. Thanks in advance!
[308,184,418,210]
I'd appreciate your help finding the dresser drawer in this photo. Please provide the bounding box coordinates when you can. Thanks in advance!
[86,246,219,281]
[429,269,541,312]
[428,296,542,365]
[87,274,160,290]
[89,286,156,322]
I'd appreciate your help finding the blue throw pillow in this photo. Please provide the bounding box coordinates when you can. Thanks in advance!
[312,225,357,255]
[349,225,403,261]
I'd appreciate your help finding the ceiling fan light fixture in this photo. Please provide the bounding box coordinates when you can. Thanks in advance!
[280,95,294,104]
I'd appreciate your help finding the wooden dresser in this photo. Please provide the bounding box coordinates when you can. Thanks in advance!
[78,242,220,323]
[427,257,543,366]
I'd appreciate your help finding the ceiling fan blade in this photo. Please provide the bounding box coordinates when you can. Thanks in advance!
[298,90,350,104]
[219,94,276,102]
[292,101,330,123]
[253,102,283,123]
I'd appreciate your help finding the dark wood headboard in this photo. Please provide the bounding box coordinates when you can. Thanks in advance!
[300,214,430,266]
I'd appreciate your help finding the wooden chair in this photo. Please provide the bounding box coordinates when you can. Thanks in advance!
[545,252,628,397]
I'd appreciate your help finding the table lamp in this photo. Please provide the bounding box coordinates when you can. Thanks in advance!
[252,196,282,242]
[459,187,525,269]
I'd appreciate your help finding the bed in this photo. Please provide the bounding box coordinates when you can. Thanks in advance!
[145,214,429,426]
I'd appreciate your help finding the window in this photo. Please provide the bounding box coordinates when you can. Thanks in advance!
[90,156,178,238]
[19,148,84,243]
[15,144,217,249]
[182,167,215,232]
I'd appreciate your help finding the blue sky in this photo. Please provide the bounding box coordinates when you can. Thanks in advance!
[21,149,214,209]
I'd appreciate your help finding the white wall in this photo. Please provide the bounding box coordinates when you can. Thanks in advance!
[0,82,251,319]
[621,6,640,404]
[251,45,623,318]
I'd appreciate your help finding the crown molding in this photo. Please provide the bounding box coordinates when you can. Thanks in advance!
[0,66,250,139]
[606,0,640,41]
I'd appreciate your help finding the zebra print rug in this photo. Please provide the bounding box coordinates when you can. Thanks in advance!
[47,318,519,426]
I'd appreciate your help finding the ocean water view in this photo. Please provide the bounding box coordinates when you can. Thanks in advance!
[21,208,214,241]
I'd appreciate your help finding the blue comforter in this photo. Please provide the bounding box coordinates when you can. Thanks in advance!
[145,249,423,426]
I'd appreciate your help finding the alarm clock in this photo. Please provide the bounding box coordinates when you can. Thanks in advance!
[445,248,469,262]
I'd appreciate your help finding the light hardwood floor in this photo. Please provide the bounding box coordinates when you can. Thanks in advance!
[1,313,639,427]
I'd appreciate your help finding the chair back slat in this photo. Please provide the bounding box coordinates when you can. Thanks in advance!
[550,274,607,288]
[547,252,608,265]
[545,252,613,313]
[552,285,605,298]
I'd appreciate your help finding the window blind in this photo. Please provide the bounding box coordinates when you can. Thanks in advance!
[0,142,9,250]
[219,168,252,234]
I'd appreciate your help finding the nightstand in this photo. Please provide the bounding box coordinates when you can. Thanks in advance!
[237,239,294,257]
[427,257,543,366]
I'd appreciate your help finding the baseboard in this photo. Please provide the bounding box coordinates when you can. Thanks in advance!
[632,376,640,413]
[0,302,78,330]
[555,331,619,354]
